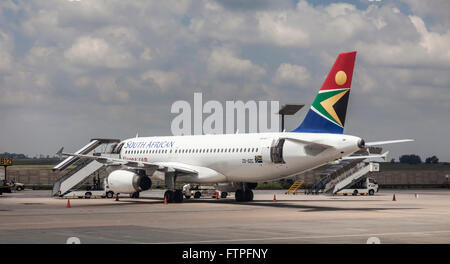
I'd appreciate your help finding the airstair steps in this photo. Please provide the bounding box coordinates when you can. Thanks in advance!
[285,180,305,195]
[53,160,104,197]
[324,162,378,194]
[51,138,121,197]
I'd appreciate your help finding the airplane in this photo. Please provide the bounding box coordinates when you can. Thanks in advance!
[58,51,413,203]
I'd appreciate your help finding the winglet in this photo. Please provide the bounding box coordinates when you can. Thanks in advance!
[56,147,64,159]
[381,151,389,161]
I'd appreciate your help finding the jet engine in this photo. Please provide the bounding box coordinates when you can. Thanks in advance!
[108,170,152,194]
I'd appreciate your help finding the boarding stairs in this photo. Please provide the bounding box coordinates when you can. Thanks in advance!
[285,180,305,195]
[309,160,356,194]
[324,162,379,194]
[52,139,121,197]
[308,147,382,194]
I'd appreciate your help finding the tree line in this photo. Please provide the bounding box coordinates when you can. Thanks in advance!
[393,154,440,164]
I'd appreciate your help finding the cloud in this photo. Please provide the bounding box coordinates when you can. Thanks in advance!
[141,70,182,93]
[0,30,13,73]
[0,0,449,161]
[273,63,310,86]
[207,47,265,80]
[64,36,136,69]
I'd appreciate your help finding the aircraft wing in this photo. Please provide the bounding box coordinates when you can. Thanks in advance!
[57,149,197,175]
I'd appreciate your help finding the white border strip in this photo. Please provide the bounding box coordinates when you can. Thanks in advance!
[318,88,349,93]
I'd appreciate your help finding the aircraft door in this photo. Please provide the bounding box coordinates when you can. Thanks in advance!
[112,143,124,158]
[270,138,285,164]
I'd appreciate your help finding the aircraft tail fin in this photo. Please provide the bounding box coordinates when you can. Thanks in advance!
[293,51,356,134]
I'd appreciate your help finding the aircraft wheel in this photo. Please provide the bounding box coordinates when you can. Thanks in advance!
[235,189,244,202]
[194,191,201,199]
[174,190,183,203]
[369,189,375,196]
[245,190,254,201]
[130,192,140,198]
[221,192,228,198]
[84,192,92,199]
[352,190,358,196]
[185,195,191,199]
[164,190,174,203]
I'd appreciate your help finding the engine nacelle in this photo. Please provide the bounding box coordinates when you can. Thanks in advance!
[108,170,152,194]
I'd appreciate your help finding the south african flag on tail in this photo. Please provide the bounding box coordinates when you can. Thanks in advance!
[293,51,356,134]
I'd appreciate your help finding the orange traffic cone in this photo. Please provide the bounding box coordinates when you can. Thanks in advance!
[414,193,418,198]
[66,199,71,208]
[392,194,396,201]
[216,192,219,200]
[164,195,168,205]
[273,194,277,202]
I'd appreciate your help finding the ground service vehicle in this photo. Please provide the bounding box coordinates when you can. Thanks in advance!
[337,177,379,196]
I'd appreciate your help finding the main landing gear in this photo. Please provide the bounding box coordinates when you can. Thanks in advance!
[235,189,254,202]
[234,183,256,202]
[163,171,184,203]
[164,189,183,203]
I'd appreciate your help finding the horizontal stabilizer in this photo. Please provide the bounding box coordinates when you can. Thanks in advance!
[341,151,389,161]
[365,139,414,146]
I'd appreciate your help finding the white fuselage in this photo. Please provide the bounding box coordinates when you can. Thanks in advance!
[119,132,362,183]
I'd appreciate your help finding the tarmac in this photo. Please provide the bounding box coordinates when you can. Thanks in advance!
[0,189,449,244]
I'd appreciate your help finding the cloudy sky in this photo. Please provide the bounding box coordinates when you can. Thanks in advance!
[0,0,449,161]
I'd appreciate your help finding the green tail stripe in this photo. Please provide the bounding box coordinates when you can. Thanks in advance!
[311,89,348,127]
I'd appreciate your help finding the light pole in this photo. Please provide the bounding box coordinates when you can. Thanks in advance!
[278,104,304,132]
